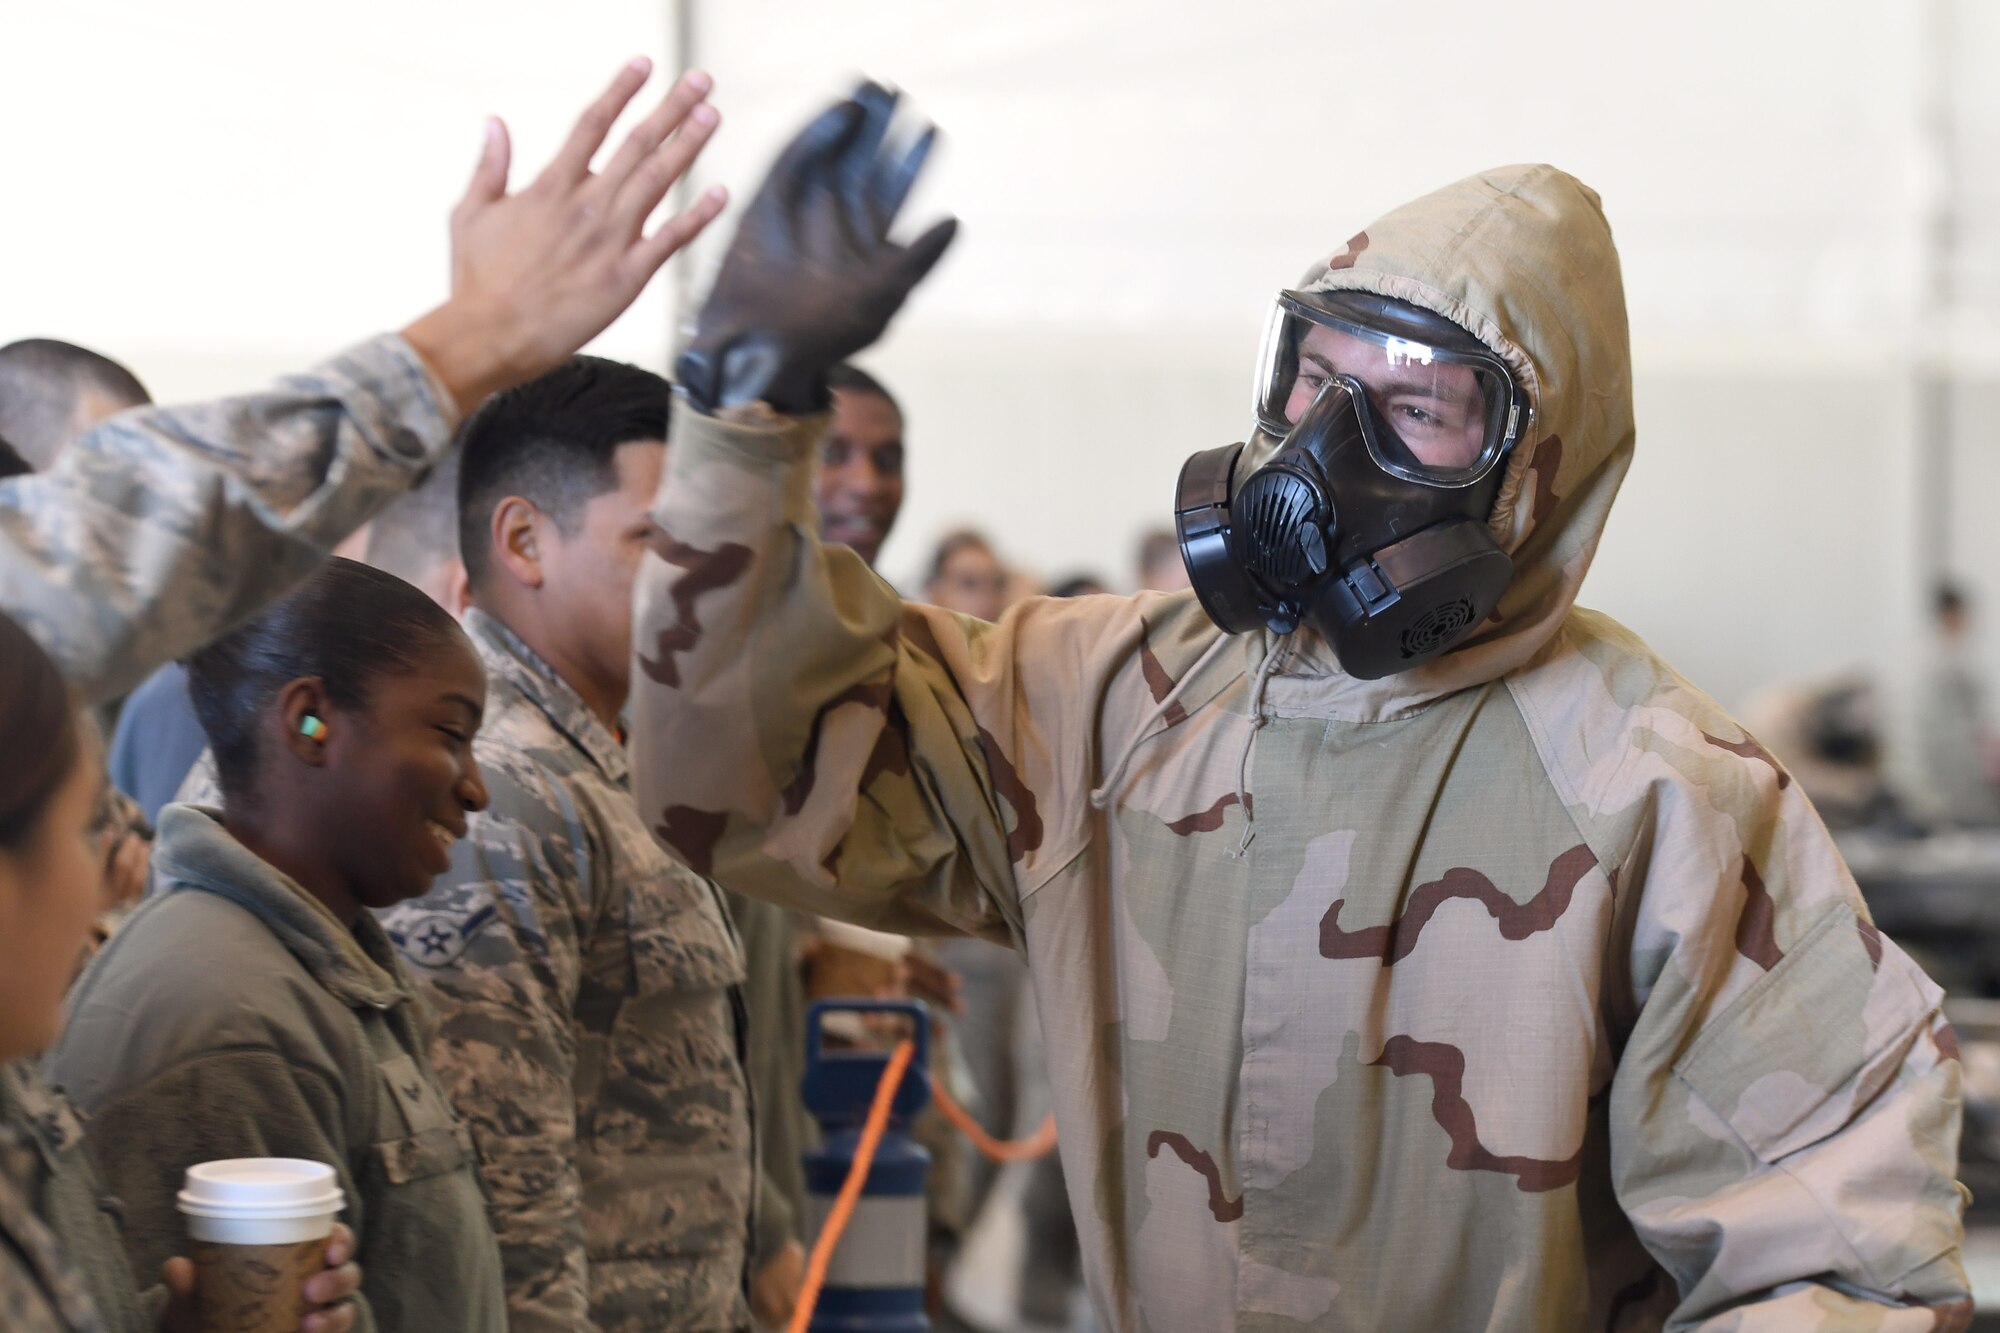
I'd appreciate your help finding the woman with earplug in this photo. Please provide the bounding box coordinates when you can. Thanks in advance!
[48,559,507,1332]
[0,605,364,1333]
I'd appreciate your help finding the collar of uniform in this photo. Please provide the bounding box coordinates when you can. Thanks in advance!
[149,805,410,1011]
[464,608,629,786]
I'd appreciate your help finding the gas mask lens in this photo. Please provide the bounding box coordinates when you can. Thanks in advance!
[1255,291,1522,486]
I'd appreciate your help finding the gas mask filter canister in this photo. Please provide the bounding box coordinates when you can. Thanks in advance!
[1174,289,1531,680]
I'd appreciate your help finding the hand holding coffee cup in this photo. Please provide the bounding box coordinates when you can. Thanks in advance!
[170,1159,357,1333]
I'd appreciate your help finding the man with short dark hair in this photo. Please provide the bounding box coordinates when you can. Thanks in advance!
[378,356,757,1333]
[815,363,905,567]
[0,339,150,470]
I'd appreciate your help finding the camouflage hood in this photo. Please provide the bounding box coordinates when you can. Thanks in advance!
[1239,163,1633,717]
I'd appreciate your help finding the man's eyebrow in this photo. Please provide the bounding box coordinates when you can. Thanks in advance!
[1302,350,1481,409]
[1370,370,1483,407]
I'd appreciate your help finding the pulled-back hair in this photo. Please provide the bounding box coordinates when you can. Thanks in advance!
[456,356,671,591]
[0,612,80,850]
[185,558,467,808]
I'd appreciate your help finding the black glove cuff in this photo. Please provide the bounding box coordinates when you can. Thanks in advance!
[675,339,831,418]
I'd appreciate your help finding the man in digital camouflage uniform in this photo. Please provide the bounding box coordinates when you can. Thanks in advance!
[0,60,727,1333]
[630,86,1971,1330]
[378,355,759,1333]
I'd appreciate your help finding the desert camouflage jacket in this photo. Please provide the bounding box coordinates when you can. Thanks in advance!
[630,165,1971,1331]
[0,333,455,707]
[379,609,754,1333]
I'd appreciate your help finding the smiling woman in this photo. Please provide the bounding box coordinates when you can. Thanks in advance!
[182,558,489,915]
[47,559,509,1333]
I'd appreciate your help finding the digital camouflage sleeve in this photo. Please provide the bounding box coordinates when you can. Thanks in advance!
[0,333,455,705]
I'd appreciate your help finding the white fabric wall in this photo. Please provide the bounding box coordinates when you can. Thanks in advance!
[4,0,1996,720]
[1,0,678,389]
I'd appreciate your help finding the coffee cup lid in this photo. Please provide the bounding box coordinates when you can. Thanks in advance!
[177,1159,345,1221]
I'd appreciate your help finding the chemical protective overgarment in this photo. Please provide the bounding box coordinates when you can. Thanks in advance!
[629,165,1970,1331]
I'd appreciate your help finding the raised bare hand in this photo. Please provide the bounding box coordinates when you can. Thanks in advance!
[405,58,729,415]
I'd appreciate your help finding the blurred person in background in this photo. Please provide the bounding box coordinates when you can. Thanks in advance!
[50,561,504,1332]
[0,347,160,945]
[815,363,906,567]
[1050,573,1110,598]
[0,339,150,471]
[1915,580,2000,827]
[377,356,764,1333]
[107,664,210,826]
[636,86,1968,1329]
[1743,674,1897,831]
[1133,526,1189,593]
[925,529,1012,621]
[0,609,363,1333]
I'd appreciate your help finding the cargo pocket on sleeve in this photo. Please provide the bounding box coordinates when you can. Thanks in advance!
[1673,903,1941,1165]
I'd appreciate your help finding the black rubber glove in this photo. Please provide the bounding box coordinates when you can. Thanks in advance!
[676,81,959,415]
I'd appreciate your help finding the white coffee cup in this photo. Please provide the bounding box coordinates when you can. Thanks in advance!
[177,1158,345,1244]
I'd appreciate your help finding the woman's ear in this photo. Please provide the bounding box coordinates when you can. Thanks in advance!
[275,678,336,769]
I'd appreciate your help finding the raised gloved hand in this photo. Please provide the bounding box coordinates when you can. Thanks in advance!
[677,81,958,415]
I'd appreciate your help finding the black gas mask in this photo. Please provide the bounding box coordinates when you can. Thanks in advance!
[1175,289,1531,679]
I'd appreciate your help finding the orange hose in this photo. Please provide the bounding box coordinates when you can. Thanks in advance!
[788,1037,916,1333]
[930,1075,1059,1162]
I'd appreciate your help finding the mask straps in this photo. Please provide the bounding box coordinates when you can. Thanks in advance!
[1089,631,1236,811]
[1229,638,1289,859]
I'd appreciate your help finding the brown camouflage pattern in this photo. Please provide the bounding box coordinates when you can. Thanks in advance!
[639,165,1970,1329]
